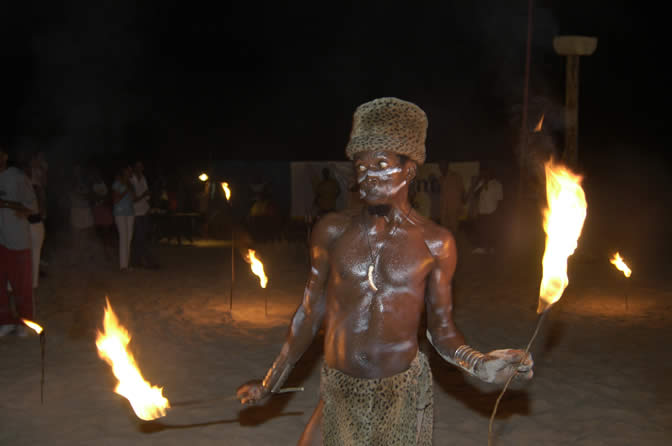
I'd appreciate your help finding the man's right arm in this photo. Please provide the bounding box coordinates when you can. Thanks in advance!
[237,213,341,404]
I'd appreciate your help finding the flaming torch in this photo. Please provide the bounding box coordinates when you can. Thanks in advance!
[21,318,45,404]
[246,249,268,289]
[610,252,632,310]
[537,161,587,313]
[533,113,545,132]
[221,182,231,202]
[489,160,587,444]
[610,252,631,278]
[246,249,269,316]
[226,183,234,310]
[96,298,170,421]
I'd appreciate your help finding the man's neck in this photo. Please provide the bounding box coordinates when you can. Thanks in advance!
[367,205,390,217]
[365,202,412,231]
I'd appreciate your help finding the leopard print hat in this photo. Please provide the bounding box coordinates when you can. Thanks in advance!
[345,97,427,165]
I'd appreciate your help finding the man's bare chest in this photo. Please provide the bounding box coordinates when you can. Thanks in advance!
[329,227,434,289]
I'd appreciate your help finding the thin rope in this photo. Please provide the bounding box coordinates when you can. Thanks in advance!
[488,310,546,446]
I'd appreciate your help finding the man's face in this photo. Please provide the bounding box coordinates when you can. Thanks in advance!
[354,151,414,205]
[135,162,144,175]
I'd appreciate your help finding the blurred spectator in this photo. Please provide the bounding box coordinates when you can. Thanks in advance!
[313,167,341,216]
[18,150,47,294]
[467,167,503,254]
[249,190,276,218]
[130,161,159,268]
[112,165,135,271]
[0,145,38,336]
[429,174,441,221]
[413,179,432,218]
[438,160,465,235]
[91,167,115,261]
[249,188,279,243]
[69,163,95,265]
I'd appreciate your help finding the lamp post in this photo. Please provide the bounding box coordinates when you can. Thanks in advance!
[553,36,598,168]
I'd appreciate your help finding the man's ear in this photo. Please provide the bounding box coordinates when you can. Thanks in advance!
[406,161,417,182]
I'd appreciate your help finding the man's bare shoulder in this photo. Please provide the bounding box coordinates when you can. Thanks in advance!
[408,210,457,259]
[311,209,359,246]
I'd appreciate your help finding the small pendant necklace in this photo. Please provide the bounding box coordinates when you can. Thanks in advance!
[363,206,413,291]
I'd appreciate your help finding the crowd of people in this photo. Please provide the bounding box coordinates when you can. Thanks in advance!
[57,160,161,271]
[0,146,164,337]
[436,162,505,255]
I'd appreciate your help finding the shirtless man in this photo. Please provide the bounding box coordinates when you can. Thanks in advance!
[237,98,533,445]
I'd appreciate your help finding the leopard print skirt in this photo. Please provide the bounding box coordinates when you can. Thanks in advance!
[320,351,433,445]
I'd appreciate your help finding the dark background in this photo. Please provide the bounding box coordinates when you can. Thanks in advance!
[2,1,669,273]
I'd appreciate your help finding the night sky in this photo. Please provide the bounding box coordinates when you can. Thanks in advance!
[2,2,670,272]
[3,2,666,165]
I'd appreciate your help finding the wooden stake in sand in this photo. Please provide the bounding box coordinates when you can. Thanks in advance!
[21,319,45,404]
[609,252,632,311]
[245,249,269,316]
[488,161,587,445]
[230,232,235,311]
[40,331,45,403]
[222,183,233,311]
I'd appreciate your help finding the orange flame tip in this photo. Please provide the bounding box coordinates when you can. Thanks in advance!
[221,182,231,201]
[534,114,544,132]
[246,249,268,288]
[610,252,632,278]
[21,318,43,334]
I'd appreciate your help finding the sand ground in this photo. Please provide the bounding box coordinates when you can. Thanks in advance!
[1,233,671,445]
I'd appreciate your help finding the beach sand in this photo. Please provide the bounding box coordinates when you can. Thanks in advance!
[1,236,670,445]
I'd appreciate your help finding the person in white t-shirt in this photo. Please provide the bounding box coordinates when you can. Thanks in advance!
[130,161,159,268]
[0,146,38,336]
[468,167,503,254]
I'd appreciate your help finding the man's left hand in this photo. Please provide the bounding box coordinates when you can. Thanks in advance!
[476,349,534,385]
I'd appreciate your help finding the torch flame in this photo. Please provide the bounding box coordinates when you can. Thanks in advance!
[198,173,209,182]
[538,161,587,314]
[95,298,170,420]
[246,249,268,288]
[533,114,544,132]
[221,182,231,201]
[610,252,632,278]
[21,318,43,334]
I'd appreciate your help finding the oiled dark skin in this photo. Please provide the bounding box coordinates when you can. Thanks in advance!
[238,151,469,444]
[238,150,464,385]
[321,189,464,378]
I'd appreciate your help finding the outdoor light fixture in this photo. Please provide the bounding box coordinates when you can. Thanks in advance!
[198,173,209,182]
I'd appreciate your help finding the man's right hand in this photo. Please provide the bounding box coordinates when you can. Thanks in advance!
[236,380,271,405]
